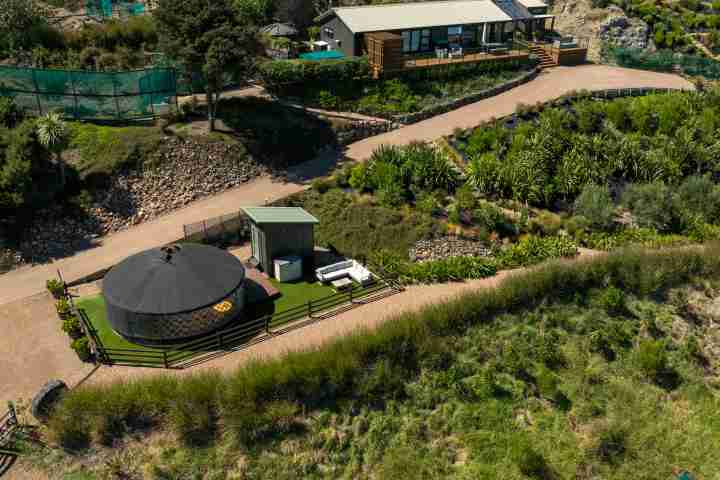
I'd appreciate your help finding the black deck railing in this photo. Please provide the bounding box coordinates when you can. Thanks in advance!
[77,271,403,370]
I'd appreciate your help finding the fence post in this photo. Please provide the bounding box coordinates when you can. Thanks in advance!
[307,300,313,318]
[216,331,223,349]
[7,401,16,427]
[349,285,353,304]
[265,316,270,334]
[163,351,168,369]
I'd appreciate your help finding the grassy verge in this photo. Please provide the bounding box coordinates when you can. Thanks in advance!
[68,123,164,182]
[44,244,720,479]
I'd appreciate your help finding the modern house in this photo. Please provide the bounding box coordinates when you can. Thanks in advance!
[316,0,585,73]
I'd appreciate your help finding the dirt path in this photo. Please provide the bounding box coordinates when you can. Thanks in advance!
[0,65,693,307]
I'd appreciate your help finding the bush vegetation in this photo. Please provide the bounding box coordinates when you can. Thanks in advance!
[40,245,720,478]
[454,90,720,250]
[268,59,534,116]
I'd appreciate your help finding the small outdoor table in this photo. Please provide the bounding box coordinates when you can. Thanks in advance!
[331,277,353,292]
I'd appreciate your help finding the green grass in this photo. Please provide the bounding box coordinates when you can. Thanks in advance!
[269,277,334,312]
[41,245,720,478]
[76,278,335,351]
[278,188,439,261]
[68,123,164,181]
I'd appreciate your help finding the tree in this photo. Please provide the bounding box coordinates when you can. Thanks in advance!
[0,0,48,53]
[36,113,69,187]
[154,0,261,131]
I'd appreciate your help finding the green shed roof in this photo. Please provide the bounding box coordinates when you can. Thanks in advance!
[242,207,319,224]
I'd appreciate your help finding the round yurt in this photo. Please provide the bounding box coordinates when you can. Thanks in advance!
[102,244,246,345]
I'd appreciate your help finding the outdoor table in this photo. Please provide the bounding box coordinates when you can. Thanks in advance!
[331,277,353,292]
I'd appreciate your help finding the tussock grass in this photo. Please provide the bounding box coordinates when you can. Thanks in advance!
[49,245,720,458]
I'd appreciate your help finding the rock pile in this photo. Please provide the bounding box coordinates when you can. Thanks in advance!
[17,137,265,265]
[598,13,652,51]
[409,236,492,263]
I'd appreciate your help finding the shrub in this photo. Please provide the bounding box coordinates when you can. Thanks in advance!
[593,286,628,316]
[56,298,71,317]
[472,201,509,234]
[496,236,578,268]
[71,337,92,362]
[530,211,563,236]
[258,57,370,92]
[62,315,84,340]
[622,182,678,232]
[0,98,23,128]
[455,184,476,212]
[46,278,65,299]
[574,184,616,231]
[311,177,334,194]
[594,423,628,464]
[349,163,371,192]
[513,443,549,478]
[675,175,720,223]
[565,215,590,238]
[633,339,678,388]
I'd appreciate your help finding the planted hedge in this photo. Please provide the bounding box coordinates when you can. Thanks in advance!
[47,244,720,450]
[258,56,370,91]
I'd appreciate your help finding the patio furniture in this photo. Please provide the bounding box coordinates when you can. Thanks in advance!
[449,47,463,58]
[316,260,374,286]
[331,277,353,292]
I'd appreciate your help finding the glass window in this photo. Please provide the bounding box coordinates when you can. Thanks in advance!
[402,31,411,52]
[421,29,431,50]
[411,30,421,52]
[448,26,462,46]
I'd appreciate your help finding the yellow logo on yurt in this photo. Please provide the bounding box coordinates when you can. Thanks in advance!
[213,301,233,313]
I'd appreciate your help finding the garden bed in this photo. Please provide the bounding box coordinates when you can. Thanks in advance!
[277,59,537,120]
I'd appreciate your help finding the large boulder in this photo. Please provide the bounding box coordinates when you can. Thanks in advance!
[599,14,653,51]
[31,380,68,423]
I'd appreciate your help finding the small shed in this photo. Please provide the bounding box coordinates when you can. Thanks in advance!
[243,207,319,278]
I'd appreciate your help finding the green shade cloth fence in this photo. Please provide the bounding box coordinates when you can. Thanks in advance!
[86,0,146,18]
[0,66,177,121]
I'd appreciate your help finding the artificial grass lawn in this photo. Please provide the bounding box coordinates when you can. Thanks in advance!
[76,278,335,352]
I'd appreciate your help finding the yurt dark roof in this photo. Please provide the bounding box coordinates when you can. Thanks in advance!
[102,244,245,315]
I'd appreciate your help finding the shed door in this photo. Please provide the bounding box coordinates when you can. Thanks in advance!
[251,225,261,261]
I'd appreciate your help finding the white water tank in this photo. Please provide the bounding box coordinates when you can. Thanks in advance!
[274,255,303,282]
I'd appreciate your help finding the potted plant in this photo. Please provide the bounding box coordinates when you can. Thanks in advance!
[46,279,65,299]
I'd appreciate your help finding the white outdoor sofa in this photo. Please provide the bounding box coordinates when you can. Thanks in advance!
[316,260,374,286]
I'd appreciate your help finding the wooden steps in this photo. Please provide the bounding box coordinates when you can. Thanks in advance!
[529,44,558,69]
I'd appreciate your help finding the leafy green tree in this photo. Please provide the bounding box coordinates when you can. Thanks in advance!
[0,120,60,213]
[36,113,69,187]
[0,0,48,53]
[154,0,261,131]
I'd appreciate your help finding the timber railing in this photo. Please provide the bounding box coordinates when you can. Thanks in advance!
[77,270,404,370]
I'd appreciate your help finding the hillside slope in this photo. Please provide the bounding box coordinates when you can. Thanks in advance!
[550,0,653,61]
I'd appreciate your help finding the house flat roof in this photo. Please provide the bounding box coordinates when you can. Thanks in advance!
[327,0,514,33]
[242,207,319,224]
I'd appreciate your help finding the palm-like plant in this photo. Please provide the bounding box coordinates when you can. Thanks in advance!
[36,112,69,187]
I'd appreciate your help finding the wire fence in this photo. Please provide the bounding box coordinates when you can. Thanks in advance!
[0,65,177,121]
[77,271,404,369]
[182,210,251,245]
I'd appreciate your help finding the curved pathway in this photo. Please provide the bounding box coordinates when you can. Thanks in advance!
[0,65,692,306]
